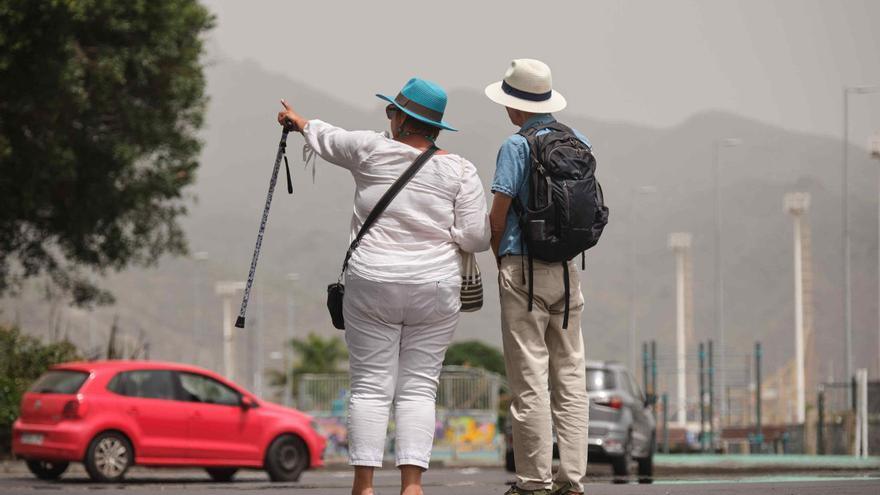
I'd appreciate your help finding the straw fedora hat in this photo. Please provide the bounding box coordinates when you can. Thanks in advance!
[485,59,567,113]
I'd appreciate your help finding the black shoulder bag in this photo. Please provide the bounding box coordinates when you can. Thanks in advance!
[327,145,438,330]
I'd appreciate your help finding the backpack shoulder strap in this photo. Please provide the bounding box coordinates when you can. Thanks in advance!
[545,121,593,151]
[509,130,539,217]
[337,145,438,278]
[515,127,544,174]
[545,121,574,135]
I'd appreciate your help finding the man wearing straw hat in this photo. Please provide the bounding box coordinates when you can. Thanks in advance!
[485,59,590,495]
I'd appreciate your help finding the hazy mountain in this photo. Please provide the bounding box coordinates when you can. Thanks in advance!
[4,54,879,396]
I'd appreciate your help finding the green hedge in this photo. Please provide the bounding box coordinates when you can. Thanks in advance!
[0,326,80,455]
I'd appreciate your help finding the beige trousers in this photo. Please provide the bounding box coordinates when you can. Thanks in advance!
[499,256,589,493]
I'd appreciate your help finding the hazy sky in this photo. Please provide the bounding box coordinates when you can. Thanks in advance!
[202,0,880,139]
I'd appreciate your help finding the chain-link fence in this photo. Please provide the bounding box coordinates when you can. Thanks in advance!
[298,366,503,465]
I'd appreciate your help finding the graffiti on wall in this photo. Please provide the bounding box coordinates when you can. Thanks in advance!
[432,411,501,462]
[309,410,501,463]
[312,414,350,460]
[301,367,503,464]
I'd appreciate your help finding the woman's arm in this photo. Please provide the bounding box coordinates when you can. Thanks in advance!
[276,99,378,170]
[451,160,491,253]
[277,99,309,131]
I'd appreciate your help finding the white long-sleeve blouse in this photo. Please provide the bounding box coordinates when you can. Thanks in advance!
[302,119,490,284]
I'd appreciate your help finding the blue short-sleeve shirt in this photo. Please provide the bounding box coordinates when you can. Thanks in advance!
[490,113,592,256]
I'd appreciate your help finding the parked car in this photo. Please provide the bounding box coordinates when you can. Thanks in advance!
[12,360,326,483]
[505,360,656,481]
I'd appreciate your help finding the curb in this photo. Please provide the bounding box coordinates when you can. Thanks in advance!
[653,454,880,473]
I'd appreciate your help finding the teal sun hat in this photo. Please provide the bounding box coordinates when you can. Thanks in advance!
[376,77,457,131]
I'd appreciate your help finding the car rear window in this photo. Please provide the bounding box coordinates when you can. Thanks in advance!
[28,370,89,394]
[586,368,616,391]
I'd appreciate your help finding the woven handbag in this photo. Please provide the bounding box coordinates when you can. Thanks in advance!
[460,251,483,312]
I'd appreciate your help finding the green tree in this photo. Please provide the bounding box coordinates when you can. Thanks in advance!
[290,333,348,375]
[0,0,214,305]
[267,333,348,402]
[0,325,80,453]
[443,340,506,377]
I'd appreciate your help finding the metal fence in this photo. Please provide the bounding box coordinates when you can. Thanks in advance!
[436,366,501,412]
[819,381,880,415]
[296,373,349,413]
[298,366,504,465]
[814,380,880,455]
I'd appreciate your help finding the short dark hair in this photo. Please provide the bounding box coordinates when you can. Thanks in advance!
[402,116,441,140]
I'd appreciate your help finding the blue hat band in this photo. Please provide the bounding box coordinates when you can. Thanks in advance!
[394,93,444,122]
[502,81,552,102]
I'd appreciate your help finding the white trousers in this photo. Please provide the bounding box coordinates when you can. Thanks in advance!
[343,272,460,469]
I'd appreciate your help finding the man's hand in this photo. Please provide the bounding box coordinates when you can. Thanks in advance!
[489,192,513,263]
[277,99,308,132]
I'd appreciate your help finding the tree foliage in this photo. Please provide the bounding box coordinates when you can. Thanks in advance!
[290,333,348,375]
[443,340,506,377]
[0,0,214,305]
[0,325,80,452]
[267,332,348,401]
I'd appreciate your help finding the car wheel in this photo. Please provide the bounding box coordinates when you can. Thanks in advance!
[610,434,632,481]
[84,431,133,482]
[206,467,238,482]
[26,460,69,480]
[265,434,308,482]
[505,449,516,473]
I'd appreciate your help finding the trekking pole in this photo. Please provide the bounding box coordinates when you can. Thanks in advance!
[235,119,297,328]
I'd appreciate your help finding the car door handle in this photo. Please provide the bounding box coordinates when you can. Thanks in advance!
[126,407,138,416]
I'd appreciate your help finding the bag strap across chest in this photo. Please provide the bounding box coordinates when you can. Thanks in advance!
[337,145,438,280]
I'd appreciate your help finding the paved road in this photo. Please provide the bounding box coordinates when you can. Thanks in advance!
[1,465,879,494]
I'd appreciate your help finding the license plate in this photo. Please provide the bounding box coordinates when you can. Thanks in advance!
[21,433,44,445]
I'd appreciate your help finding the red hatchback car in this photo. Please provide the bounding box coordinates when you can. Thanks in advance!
[12,360,326,482]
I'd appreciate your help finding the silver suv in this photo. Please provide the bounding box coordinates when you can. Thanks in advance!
[504,360,656,481]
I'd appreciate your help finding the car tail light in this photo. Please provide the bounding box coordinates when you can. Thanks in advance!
[595,396,623,410]
[62,396,87,419]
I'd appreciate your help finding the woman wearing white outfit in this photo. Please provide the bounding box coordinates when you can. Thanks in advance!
[277,77,490,495]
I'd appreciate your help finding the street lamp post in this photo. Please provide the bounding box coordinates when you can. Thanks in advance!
[714,137,742,425]
[785,192,810,424]
[216,281,245,381]
[842,86,880,392]
[254,282,264,398]
[193,251,209,365]
[87,310,95,359]
[669,232,693,427]
[284,273,299,408]
[871,131,880,379]
[629,185,658,370]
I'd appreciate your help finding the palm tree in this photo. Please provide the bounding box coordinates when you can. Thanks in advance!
[267,333,347,403]
[290,333,348,374]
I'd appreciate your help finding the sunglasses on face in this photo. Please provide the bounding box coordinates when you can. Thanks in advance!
[385,105,399,119]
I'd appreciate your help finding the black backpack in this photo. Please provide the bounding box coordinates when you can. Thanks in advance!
[513,121,609,329]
